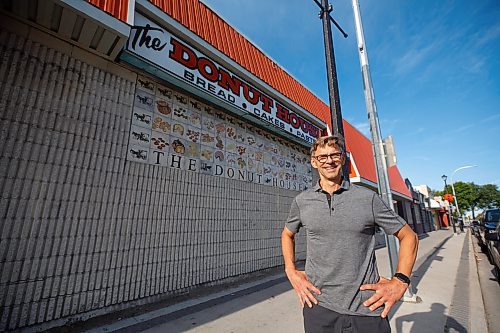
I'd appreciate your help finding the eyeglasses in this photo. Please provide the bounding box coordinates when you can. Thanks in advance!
[313,152,343,164]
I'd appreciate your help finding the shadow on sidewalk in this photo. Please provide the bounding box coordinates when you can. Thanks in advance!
[395,303,466,333]
[388,234,454,320]
[52,271,293,333]
[116,277,292,333]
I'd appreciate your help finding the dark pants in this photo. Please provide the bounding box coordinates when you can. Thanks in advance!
[303,305,391,333]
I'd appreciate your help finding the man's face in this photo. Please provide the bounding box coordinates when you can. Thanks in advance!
[311,144,345,182]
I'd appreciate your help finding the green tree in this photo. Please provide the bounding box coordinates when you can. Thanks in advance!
[469,183,482,219]
[477,184,499,209]
[434,182,499,218]
[453,181,474,213]
[434,186,452,198]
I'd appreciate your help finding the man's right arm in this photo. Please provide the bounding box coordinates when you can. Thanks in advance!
[281,226,321,308]
[281,226,297,272]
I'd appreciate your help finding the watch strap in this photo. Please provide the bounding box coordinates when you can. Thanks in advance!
[394,272,411,284]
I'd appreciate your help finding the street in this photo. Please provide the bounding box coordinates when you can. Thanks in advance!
[472,234,500,333]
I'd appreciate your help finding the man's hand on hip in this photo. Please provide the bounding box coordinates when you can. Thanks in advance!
[286,269,321,308]
[359,276,407,318]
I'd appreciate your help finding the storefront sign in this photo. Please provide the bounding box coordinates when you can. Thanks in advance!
[127,77,313,191]
[127,13,321,144]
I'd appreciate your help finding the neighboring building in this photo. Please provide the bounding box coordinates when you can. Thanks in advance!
[414,184,432,198]
[434,196,455,229]
[428,197,445,230]
[405,179,428,234]
[415,184,443,231]
[0,1,429,331]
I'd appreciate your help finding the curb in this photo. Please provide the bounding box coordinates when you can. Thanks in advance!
[468,231,489,333]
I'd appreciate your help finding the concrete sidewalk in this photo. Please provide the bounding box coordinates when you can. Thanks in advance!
[80,229,487,333]
[382,229,488,333]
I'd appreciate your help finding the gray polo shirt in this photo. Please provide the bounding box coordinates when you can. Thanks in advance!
[285,180,406,316]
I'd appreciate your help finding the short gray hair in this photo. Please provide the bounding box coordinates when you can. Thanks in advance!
[310,135,345,156]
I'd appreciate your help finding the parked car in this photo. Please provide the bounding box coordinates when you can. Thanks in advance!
[478,208,500,252]
[485,222,500,282]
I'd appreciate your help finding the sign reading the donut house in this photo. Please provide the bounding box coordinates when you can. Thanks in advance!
[127,77,313,191]
[127,13,321,144]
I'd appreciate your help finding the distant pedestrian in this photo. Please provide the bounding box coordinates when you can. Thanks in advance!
[281,135,419,333]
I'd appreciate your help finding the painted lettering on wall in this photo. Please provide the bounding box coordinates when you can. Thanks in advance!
[127,77,313,191]
[127,13,323,144]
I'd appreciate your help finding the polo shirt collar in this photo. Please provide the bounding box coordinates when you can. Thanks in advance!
[314,178,350,193]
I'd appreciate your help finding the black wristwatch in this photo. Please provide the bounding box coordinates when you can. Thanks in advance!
[393,272,411,285]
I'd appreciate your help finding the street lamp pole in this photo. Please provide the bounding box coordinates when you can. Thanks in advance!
[311,0,349,179]
[450,165,478,217]
[441,175,456,234]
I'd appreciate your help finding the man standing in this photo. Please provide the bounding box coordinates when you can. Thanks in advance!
[282,135,418,332]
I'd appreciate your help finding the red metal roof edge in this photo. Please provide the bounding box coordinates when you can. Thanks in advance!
[344,121,412,199]
[86,0,129,22]
[388,165,412,198]
[343,120,377,184]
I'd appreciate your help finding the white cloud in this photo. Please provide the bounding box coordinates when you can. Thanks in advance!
[452,114,500,133]
[353,122,371,137]
[412,127,426,135]
[474,24,500,47]
[409,155,430,161]
[394,42,439,76]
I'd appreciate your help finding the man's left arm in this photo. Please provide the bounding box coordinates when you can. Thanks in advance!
[360,224,419,318]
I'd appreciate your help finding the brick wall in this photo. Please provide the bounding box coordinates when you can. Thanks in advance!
[0,27,305,331]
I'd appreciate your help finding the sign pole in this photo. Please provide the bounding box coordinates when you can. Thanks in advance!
[351,0,419,302]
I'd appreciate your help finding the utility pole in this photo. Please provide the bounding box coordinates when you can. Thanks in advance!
[351,0,419,302]
[312,0,349,178]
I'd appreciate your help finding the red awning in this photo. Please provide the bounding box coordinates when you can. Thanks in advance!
[344,121,377,184]
[344,121,411,199]
[388,165,412,198]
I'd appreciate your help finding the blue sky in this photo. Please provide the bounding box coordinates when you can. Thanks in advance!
[201,0,500,191]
